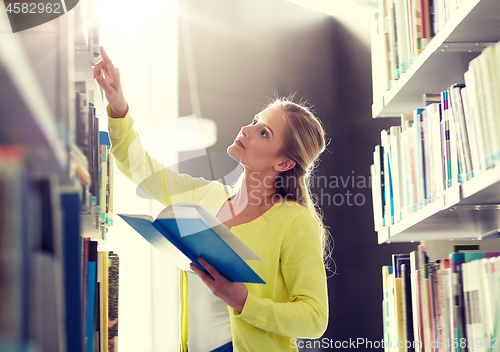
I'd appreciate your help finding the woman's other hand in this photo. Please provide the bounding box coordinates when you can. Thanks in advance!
[93,46,128,118]
[190,258,249,314]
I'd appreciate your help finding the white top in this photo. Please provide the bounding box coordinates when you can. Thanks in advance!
[187,272,231,352]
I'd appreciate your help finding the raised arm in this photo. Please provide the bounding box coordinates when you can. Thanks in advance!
[93,46,128,118]
[93,47,229,210]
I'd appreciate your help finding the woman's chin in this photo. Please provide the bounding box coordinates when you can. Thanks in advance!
[227,149,241,163]
[227,144,238,155]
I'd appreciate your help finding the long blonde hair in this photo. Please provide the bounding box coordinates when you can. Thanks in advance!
[267,97,332,268]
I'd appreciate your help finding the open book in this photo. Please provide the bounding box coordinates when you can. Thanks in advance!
[118,202,265,284]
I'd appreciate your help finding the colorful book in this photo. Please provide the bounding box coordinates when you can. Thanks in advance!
[118,202,265,284]
[107,252,119,352]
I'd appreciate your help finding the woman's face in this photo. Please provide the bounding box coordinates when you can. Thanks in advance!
[228,106,288,173]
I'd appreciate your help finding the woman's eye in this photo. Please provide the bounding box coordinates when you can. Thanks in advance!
[261,130,268,138]
[251,120,257,125]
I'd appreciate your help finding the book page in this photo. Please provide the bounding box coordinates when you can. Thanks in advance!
[118,214,192,271]
[118,214,154,222]
[157,202,262,261]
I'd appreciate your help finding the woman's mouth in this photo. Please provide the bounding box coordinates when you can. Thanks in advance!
[235,139,245,149]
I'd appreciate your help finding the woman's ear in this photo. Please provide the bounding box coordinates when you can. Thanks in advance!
[274,158,296,172]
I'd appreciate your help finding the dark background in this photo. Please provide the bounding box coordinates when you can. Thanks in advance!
[177,0,418,350]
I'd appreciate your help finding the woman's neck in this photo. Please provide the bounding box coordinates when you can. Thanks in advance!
[232,170,278,209]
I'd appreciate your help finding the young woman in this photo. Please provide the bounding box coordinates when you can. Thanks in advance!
[94,46,329,352]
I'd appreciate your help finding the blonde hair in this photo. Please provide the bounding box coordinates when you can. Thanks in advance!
[267,97,332,269]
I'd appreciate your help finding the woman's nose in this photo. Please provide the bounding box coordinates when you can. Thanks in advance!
[240,125,250,137]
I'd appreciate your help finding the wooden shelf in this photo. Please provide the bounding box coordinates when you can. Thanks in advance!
[372,0,500,118]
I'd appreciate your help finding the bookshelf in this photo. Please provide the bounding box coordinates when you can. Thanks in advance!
[372,0,500,118]
[0,1,115,351]
[371,0,500,244]
[372,0,500,350]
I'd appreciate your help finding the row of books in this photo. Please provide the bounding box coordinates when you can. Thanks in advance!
[372,0,466,96]
[0,145,119,352]
[382,239,500,352]
[82,239,120,352]
[371,40,500,229]
[0,147,74,351]
[71,82,114,240]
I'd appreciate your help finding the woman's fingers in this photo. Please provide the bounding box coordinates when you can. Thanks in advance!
[92,59,105,78]
[93,47,121,95]
[190,262,214,283]
[198,258,223,281]
[95,74,110,91]
[190,259,248,312]
[93,47,118,81]
[99,46,115,69]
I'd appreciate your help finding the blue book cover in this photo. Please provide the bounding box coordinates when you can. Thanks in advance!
[118,202,265,284]
[61,192,83,352]
[86,241,98,352]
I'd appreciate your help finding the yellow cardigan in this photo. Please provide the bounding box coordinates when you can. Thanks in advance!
[108,108,329,351]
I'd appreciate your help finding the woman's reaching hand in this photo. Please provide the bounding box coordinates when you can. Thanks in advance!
[93,46,128,118]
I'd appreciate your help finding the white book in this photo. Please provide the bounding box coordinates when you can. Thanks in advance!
[410,251,423,352]
[463,66,488,172]
[372,13,383,103]
[379,0,393,90]
[399,128,409,219]
[390,126,403,222]
[407,120,418,214]
[494,42,500,162]
[483,45,500,163]
[478,48,499,166]
[402,0,413,65]
[480,258,497,349]
[387,0,399,82]
[460,86,483,175]
[437,0,445,31]
[382,266,391,352]
[394,0,410,74]
[464,258,489,352]
[400,113,413,217]
[449,85,473,180]
[429,103,444,201]
[374,144,386,228]
[493,257,500,344]
[387,269,397,351]
[447,90,459,188]
[438,263,452,352]
[445,0,458,23]
[371,163,383,231]
[413,108,425,208]
[448,86,467,183]
[422,107,432,204]
[462,259,477,352]
[469,57,493,168]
